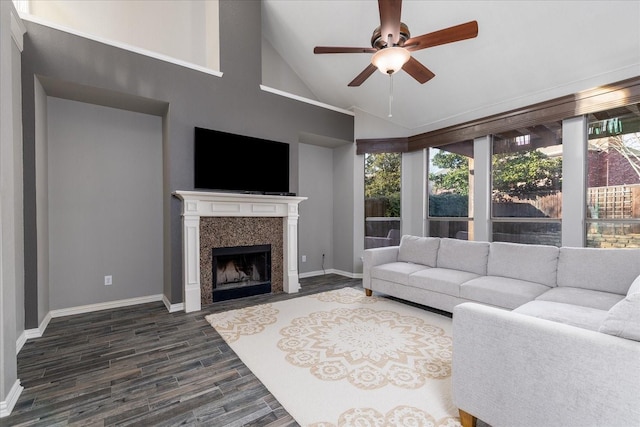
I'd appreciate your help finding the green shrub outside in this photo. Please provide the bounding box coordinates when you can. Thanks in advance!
[429,193,468,217]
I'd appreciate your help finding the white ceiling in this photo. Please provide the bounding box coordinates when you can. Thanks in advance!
[262,0,640,135]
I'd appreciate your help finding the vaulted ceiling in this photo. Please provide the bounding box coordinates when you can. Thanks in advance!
[262,1,640,135]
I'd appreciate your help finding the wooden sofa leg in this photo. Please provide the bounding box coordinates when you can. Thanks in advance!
[459,409,477,427]
[365,288,373,296]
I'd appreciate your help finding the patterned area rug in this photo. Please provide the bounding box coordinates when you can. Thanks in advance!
[205,287,461,427]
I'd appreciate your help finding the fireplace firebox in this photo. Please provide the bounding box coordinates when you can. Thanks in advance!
[212,244,271,302]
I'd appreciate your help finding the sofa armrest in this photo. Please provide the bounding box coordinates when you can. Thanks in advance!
[452,303,640,427]
[362,246,399,290]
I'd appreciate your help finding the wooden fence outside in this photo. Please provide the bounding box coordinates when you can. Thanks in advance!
[491,184,639,220]
[587,184,640,219]
[365,198,388,218]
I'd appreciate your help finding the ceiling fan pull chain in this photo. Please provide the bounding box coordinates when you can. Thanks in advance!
[388,73,394,117]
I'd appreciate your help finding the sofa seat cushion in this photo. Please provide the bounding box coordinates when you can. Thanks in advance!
[408,268,480,297]
[460,276,550,310]
[514,300,609,332]
[370,262,430,285]
[535,287,623,311]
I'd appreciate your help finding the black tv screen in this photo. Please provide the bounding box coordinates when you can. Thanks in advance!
[194,127,290,194]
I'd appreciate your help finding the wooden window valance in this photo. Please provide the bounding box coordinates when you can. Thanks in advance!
[356,76,640,154]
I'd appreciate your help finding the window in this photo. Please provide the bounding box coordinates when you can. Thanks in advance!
[427,140,473,239]
[357,78,637,248]
[586,106,640,248]
[364,153,401,249]
[491,123,563,246]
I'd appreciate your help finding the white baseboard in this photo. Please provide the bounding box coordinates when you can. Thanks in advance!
[22,311,52,343]
[17,294,177,355]
[299,269,363,280]
[330,268,363,279]
[15,331,26,355]
[299,269,326,278]
[49,294,164,318]
[162,295,184,313]
[0,380,23,418]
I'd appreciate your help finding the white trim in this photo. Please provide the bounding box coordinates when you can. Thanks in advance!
[18,14,223,79]
[259,85,354,117]
[15,331,27,355]
[299,269,362,280]
[49,294,164,318]
[19,295,179,349]
[298,270,327,279]
[162,295,184,313]
[10,4,26,52]
[0,380,23,418]
[23,311,52,340]
[329,268,363,279]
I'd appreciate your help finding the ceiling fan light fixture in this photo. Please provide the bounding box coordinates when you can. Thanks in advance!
[371,47,410,75]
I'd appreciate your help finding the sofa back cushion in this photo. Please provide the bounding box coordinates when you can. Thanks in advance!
[628,273,640,296]
[487,242,559,287]
[557,247,640,295]
[437,238,490,275]
[599,274,640,342]
[397,235,440,267]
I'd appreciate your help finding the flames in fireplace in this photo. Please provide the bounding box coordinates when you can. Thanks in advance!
[216,260,260,285]
[212,244,272,301]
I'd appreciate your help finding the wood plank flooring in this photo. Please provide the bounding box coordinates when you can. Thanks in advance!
[6,274,361,427]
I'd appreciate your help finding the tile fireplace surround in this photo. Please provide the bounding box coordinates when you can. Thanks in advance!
[174,191,307,312]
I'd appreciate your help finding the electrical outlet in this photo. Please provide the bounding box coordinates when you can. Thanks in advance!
[104,275,112,286]
[302,255,307,262]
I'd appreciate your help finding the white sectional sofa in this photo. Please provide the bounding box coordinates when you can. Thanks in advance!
[362,235,640,427]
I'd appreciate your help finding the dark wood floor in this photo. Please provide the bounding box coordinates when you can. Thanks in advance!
[6,274,362,427]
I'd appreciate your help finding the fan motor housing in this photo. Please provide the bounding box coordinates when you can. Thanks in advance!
[371,23,410,49]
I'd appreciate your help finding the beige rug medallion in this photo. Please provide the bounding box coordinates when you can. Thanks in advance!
[205,287,461,427]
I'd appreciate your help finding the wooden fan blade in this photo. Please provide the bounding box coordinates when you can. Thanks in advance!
[404,20,478,51]
[378,0,402,45]
[348,64,378,87]
[314,46,377,54]
[402,57,435,84]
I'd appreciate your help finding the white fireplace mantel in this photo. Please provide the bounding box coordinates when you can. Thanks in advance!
[173,191,307,313]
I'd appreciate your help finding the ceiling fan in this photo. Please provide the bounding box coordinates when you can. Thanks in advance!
[313,0,478,87]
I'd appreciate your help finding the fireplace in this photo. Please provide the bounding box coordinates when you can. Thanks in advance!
[212,244,271,301]
[173,191,307,313]
[200,216,282,305]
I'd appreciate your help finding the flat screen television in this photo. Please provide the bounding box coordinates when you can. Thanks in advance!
[194,127,290,194]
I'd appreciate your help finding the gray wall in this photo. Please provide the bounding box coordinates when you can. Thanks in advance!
[47,98,163,309]
[21,0,354,327]
[298,143,333,274]
[1,0,22,407]
[33,79,48,324]
[332,144,357,274]
[12,34,25,341]
[262,38,317,101]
